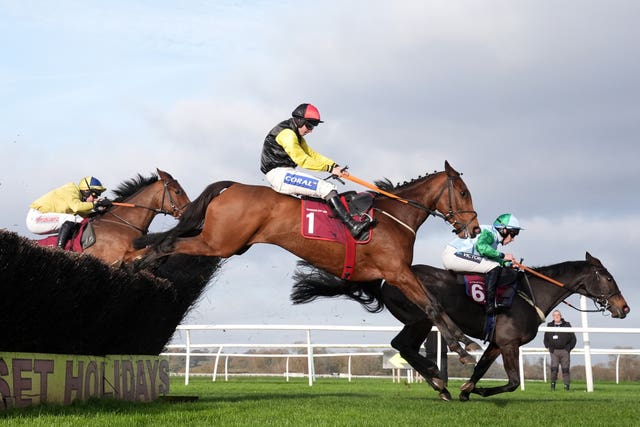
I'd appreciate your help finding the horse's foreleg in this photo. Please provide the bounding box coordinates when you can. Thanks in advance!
[123,247,150,263]
[459,344,501,401]
[393,272,475,366]
[459,334,482,352]
[390,322,451,400]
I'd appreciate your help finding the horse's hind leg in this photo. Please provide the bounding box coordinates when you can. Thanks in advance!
[459,344,501,401]
[466,344,521,399]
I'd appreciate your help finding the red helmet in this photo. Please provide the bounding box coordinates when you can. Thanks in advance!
[292,103,324,124]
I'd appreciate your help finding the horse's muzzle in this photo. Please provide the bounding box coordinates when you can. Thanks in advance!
[611,302,630,319]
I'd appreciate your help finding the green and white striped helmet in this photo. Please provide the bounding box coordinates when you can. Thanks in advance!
[493,213,522,230]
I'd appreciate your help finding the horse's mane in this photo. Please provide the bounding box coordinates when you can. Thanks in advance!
[374,172,437,192]
[111,173,158,202]
[531,260,581,278]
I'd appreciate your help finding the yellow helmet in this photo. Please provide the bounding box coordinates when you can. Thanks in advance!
[78,176,106,194]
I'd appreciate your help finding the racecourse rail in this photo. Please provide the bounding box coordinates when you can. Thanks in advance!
[163,323,639,392]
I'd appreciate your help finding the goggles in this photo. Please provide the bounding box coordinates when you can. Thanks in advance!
[505,228,519,238]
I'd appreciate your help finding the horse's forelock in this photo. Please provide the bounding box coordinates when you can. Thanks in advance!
[111,173,158,202]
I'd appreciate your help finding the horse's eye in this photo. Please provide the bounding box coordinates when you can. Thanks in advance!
[460,191,467,197]
[175,190,182,195]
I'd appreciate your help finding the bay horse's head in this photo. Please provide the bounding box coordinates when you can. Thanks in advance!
[156,168,190,218]
[377,161,480,238]
[429,161,480,238]
[577,252,630,319]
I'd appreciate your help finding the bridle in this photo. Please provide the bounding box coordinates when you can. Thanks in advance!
[569,268,622,314]
[381,173,478,236]
[156,177,188,218]
[428,174,478,236]
[524,264,620,315]
[99,178,188,233]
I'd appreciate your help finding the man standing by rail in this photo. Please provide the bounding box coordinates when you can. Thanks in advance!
[544,309,577,391]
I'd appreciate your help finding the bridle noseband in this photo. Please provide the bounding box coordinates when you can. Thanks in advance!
[396,174,478,236]
[158,178,188,218]
[100,177,187,233]
[557,267,620,314]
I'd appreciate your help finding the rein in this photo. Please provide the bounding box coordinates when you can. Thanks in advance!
[101,178,186,233]
[341,173,477,235]
[515,261,610,314]
[512,261,565,288]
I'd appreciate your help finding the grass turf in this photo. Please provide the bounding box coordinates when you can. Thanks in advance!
[1,377,638,426]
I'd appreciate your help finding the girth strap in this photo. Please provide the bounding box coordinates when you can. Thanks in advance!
[341,233,357,280]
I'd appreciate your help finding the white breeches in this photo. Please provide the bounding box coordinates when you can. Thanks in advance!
[441,245,500,274]
[266,167,336,199]
[26,208,83,235]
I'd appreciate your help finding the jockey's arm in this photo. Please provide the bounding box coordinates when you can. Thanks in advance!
[276,129,336,172]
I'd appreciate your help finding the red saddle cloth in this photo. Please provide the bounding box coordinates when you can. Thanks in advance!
[301,197,373,279]
[35,219,89,252]
[463,274,510,305]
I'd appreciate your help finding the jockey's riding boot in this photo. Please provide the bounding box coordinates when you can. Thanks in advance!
[484,267,501,315]
[56,221,77,250]
[327,194,372,238]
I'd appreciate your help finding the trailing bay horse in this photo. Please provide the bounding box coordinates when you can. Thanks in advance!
[37,169,190,265]
[126,161,482,363]
[290,252,630,400]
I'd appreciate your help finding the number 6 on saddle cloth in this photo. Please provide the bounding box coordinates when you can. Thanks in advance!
[462,270,519,308]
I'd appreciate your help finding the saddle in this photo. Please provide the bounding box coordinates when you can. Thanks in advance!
[300,191,374,243]
[35,219,96,252]
[300,191,375,280]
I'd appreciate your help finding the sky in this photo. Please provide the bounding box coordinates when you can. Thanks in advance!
[1,1,639,354]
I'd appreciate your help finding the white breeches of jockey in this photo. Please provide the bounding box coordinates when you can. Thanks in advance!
[26,208,83,235]
[266,167,336,199]
[441,245,500,274]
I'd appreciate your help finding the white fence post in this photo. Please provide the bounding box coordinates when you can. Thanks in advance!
[306,329,314,386]
[581,295,594,392]
[184,329,191,385]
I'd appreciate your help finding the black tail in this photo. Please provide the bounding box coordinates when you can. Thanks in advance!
[133,180,236,250]
[290,261,386,313]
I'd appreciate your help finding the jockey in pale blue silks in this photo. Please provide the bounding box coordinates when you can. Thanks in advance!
[442,213,523,314]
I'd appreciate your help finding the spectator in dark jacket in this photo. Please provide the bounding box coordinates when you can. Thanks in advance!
[543,310,577,391]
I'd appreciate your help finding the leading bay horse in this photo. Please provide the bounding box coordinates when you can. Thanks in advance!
[38,169,190,265]
[290,252,630,400]
[126,161,482,363]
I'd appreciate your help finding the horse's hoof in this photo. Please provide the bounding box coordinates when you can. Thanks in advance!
[465,340,482,352]
[459,354,477,365]
[459,392,470,402]
[429,377,445,391]
[460,381,475,393]
[439,390,452,401]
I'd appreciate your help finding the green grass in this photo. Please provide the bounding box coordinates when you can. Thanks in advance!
[1,377,638,426]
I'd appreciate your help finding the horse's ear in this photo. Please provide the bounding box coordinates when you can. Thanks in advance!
[444,160,459,176]
[586,252,602,266]
[156,168,168,180]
